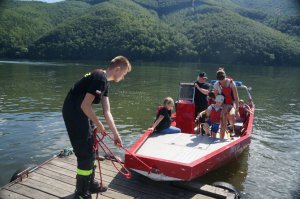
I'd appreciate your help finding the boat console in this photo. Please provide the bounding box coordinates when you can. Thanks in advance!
[175,83,195,134]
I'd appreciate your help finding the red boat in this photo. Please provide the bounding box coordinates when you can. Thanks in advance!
[125,81,254,181]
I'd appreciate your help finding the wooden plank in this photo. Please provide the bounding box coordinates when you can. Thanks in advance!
[39,165,132,199]
[5,182,58,199]
[53,157,201,199]
[39,161,135,199]
[30,172,74,192]
[59,156,120,174]
[57,156,197,198]
[0,189,31,199]
[35,167,75,185]
[48,157,201,199]
[0,154,234,199]
[19,177,71,198]
[46,159,182,199]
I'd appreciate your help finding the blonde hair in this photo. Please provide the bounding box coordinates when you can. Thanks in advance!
[109,56,132,72]
[163,97,174,106]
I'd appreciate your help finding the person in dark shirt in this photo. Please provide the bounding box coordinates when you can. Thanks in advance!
[148,97,181,134]
[62,56,131,199]
[194,72,210,119]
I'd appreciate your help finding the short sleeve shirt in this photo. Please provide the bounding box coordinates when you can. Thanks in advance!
[194,81,210,112]
[155,107,172,131]
[70,69,109,104]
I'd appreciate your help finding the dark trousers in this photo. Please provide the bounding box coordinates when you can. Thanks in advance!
[62,94,95,171]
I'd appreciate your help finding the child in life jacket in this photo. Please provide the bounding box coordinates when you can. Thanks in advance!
[194,90,216,135]
[199,95,224,138]
[195,90,215,122]
[148,97,181,134]
[237,99,250,122]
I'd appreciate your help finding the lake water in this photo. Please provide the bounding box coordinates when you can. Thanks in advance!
[0,60,299,198]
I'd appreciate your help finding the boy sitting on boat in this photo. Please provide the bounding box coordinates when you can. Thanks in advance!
[148,97,181,134]
[197,95,224,138]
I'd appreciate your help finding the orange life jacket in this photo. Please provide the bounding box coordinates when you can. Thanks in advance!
[219,79,234,105]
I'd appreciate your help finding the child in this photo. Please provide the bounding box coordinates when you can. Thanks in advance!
[194,90,215,135]
[207,90,216,106]
[148,97,181,134]
[238,99,250,122]
[199,95,224,138]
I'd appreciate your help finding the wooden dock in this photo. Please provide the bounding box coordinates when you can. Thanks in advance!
[0,153,236,199]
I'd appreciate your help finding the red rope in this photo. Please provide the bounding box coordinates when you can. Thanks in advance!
[96,133,132,179]
[93,129,156,182]
[101,132,154,172]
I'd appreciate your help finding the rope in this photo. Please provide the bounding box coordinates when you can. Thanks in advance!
[95,132,132,179]
[93,129,157,182]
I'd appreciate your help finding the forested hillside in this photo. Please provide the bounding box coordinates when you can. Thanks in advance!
[0,1,90,57]
[232,0,300,15]
[28,1,196,60]
[0,0,299,65]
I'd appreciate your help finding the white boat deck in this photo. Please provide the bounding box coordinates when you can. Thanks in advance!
[136,133,238,164]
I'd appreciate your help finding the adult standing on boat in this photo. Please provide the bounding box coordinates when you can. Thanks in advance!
[62,56,131,199]
[213,68,239,139]
[194,72,210,123]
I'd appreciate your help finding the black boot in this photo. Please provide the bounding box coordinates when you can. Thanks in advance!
[74,175,92,199]
[89,166,108,193]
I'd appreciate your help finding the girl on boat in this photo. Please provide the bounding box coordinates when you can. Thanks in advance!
[198,95,224,138]
[148,97,181,134]
[213,68,240,139]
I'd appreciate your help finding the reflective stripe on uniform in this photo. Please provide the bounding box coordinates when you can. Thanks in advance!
[77,168,92,176]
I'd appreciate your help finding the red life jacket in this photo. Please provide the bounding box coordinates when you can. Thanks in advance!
[209,105,222,124]
[219,79,234,105]
[239,106,247,119]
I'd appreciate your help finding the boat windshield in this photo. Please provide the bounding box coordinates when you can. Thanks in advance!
[178,83,195,103]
